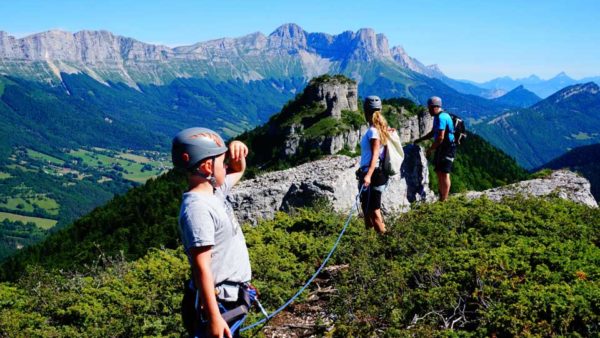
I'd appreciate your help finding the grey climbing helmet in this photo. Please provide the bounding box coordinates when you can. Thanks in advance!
[427,96,442,107]
[172,127,228,170]
[364,95,382,112]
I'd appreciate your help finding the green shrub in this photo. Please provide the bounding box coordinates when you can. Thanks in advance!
[330,196,599,336]
[2,196,597,336]
[0,248,189,337]
[530,168,554,179]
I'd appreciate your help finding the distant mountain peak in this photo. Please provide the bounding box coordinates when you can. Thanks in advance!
[536,82,599,107]
[560,82,598,96]
[427,64,442,73]
[492,83,541,108]
[356,27,376,38]
[549,71,574,82]
[270,23,306,38]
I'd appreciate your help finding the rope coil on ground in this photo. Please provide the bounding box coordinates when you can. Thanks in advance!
[239,186,364,332]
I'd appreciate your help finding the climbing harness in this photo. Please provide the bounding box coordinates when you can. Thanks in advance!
[238,186,365,333]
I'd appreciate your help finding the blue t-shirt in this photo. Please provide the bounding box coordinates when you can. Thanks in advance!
[433,112,455,143]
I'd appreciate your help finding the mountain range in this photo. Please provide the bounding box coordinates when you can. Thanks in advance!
[475,82,600,169]
[0,24,512,121]
[466,72,600,98]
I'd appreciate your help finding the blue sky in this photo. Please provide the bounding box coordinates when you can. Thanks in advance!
[1,0,598,82]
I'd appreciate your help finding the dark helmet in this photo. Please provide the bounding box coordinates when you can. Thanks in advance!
[427,96,442,107]
[364,95,382,112]
[172,127,228,170]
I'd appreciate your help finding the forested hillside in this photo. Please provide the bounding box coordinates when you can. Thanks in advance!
[475,82,600,169]
[0,74,298,158]
[430,132,530,194]
[0,73,298,259]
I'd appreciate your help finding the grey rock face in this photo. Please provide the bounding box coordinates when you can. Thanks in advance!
[291,125,367,157]
[464,170,597,207]
[268,23,308,50]
[391,46,444,78]
[304,79,358,118]
[397,109,433,144]
[228,149,434,225]
[283,124,304,156]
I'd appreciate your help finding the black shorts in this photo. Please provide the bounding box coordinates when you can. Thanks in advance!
[434,143,456,173]
[356,168,387,211]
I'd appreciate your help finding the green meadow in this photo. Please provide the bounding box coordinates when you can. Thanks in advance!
[0,212,57,229]
[26,149,64,165]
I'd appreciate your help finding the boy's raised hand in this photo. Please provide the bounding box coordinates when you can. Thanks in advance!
[226,141,248,186]
[228,140,248,161]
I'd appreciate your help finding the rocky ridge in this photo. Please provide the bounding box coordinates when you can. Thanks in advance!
[464,170,597,208]
[0,24,442,86]
[229,159,597,227]
[228,148,435,225]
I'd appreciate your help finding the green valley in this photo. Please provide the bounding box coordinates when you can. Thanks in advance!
[0,145,169,261]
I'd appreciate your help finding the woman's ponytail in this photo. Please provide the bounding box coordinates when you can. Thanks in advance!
[372,111,390,145]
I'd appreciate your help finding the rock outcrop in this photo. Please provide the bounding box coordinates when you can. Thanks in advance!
[303,77,358,119]
[464,170,597,207]
[396,110,433,144]
[284,125,368,157]
[278,75,362,157]
[228,147,434,225]
[278,75,431,159]
[230,162,597,226]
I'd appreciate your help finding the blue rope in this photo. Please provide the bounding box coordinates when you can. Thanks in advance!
[240,186,365,332]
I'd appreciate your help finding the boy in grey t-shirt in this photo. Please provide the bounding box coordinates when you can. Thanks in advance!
[172,127,251,338]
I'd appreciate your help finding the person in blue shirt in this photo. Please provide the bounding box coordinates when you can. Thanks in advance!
[413,96,456,201]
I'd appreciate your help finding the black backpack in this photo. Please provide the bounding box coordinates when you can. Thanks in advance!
[448,113,467,145]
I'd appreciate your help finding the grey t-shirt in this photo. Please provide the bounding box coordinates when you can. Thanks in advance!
[179,176,251,301]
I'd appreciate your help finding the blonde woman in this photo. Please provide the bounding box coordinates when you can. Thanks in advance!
[357,95,391,233]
